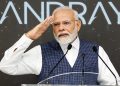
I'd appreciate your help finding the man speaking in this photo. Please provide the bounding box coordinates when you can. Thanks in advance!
[0,6,120,85]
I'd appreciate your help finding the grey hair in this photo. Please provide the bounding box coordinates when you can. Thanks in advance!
[52,6,79,20]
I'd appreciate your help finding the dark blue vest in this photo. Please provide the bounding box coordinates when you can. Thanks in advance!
[38,39,99,85]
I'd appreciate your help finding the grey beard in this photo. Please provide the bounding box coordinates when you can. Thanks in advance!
[54,28,78,45]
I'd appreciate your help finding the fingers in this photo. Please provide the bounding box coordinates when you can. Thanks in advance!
[43,16,54,25]
[36,16,54,29]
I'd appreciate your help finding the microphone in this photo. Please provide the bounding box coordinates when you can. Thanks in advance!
[47,44,72,78]
[92,46,118,85]
[81,53,85,85]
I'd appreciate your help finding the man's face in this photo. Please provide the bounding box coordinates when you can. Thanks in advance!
[52,10,81,44]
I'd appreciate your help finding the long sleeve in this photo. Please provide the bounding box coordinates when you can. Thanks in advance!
[98,46,120,85]
[0,34,42,75]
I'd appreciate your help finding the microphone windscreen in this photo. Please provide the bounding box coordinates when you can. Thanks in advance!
[67,44,72,50]
[92,46,98,52]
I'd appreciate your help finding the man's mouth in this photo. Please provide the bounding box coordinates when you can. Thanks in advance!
[58,33,69,38]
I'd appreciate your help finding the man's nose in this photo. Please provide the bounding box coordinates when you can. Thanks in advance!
[59,24,65,31]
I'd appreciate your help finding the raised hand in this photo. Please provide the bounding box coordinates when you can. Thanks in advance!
[26,16,54,40]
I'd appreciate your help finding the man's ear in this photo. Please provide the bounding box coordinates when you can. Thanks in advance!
[76,20,81,32]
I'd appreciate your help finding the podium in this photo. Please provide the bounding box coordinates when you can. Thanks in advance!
[21,72,103,86]
[21,84,97,86]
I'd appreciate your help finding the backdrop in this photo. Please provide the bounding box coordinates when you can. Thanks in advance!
[0,0,120,86]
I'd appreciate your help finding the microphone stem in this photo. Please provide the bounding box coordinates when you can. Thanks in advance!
[81,53,85,85]
[96,52,118,85]
[48,49,69,77]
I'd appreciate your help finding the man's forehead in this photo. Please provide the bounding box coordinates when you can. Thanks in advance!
[53,10,75,22]
[53,15,74,22]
